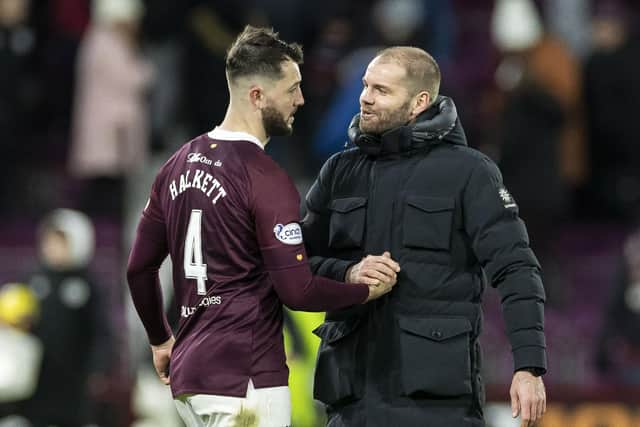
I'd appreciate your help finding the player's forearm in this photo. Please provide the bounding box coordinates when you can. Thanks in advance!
[128,272,172,345]
[127,216,171,345]
[269,265,368,311]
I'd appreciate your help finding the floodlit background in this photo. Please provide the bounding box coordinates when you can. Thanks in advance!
[1,0,639,426]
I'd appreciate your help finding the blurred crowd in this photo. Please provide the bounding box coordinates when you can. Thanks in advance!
[1,0,640,425]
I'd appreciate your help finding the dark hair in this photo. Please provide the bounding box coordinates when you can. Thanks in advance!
[225,25,303,83]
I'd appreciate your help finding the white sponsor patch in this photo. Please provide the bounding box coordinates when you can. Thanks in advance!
[274,222,303,245]
[187,152,213,165]
[499,187,517,208]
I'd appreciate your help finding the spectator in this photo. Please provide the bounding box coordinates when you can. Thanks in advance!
[68,0,153,219]
[0,0,42,218]
[21,209,113,427]
[490,0,586,304]
[583,0,640,221]
[595,227,640,384]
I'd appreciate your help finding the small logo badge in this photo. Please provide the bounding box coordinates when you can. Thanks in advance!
[274,223,303,245]
[499,187,517,208]
[296,254,303,261]
[210,143,218,149]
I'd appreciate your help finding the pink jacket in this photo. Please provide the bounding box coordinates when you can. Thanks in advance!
[69,25,153,178]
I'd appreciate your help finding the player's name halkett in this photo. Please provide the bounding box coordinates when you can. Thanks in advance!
[169,169,227,204]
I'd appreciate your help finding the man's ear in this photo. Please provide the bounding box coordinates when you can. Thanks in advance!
[249,85,265,109]
[409,91,431,120]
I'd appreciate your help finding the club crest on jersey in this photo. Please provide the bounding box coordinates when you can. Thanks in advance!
[274,223,303,245]
[187,152,213,165]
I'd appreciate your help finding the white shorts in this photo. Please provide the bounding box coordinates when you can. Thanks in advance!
[174,380,291,427]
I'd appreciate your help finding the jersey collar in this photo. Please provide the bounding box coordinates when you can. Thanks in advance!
[208,127,265,150]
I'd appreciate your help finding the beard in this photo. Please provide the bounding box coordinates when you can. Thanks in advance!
[359,101,412,135]
[262,104,293,137]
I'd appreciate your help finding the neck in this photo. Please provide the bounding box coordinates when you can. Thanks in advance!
[218,103,269,146]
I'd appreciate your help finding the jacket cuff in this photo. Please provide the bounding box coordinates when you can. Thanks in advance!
[513,346,547,375]
[314,257,358,282]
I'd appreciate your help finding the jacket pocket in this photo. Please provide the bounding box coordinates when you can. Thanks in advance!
[403,196,454,250]
[398,316,472,396]
[312,319,362,405]
[328,197,367,249]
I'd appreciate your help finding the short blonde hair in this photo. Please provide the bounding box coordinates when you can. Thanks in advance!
[375,46,440,103]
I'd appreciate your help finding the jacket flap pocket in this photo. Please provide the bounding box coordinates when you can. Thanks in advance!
[398,316,471,342]
[330,197,367,213]
[406,196,454,213]
[313,319,361,344]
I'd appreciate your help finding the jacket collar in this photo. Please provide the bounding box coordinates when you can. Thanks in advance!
[349,95,467,157]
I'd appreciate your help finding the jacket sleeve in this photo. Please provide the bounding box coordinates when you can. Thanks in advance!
[462,156,547,374]
[302,154,358,281]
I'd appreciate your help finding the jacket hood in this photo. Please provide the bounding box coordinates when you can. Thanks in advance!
[348,95,468,156]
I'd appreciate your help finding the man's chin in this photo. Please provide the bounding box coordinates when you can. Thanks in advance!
[359,124,380,135]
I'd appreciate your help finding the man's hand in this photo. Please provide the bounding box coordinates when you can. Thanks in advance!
[151,336,175,385]
[510,370,546,426]
[346,252,400,302]
[347,251,400,286]
[364,279,397,302]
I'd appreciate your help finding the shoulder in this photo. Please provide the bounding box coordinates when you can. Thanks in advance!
[435,144,501,179]
[317,147,363,179]
[154,139,195,176]
[245,151,298,198]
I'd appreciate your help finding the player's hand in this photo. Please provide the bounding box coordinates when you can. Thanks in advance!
[510,370,546,426]
[364,279,397,302]
[151,335,175,385]
[347,251,400,286]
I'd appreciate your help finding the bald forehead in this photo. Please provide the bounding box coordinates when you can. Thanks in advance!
[368,54,433,96]
[369,55,406,74]
[364,57,410,92]
[367,57,408,80]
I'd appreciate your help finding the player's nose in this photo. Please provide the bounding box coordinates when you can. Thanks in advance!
[295,87,305,107]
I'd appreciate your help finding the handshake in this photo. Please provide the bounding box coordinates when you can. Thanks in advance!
[345,251,401,302]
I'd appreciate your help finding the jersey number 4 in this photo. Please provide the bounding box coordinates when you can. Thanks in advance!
[184,209,207,295]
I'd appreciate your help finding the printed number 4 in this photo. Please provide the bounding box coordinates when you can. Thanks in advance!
[184,209,207,295]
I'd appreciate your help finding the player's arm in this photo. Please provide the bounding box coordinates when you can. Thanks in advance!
[127,213,172,345]
[127,192,175,385]
[253,173,395,311]
[126,185,173,347]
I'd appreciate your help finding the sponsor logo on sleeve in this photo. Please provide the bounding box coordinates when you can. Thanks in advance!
[274,223,303,245]
[499,187,517,208]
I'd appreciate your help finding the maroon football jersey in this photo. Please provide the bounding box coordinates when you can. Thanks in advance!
[127,129,368,397]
